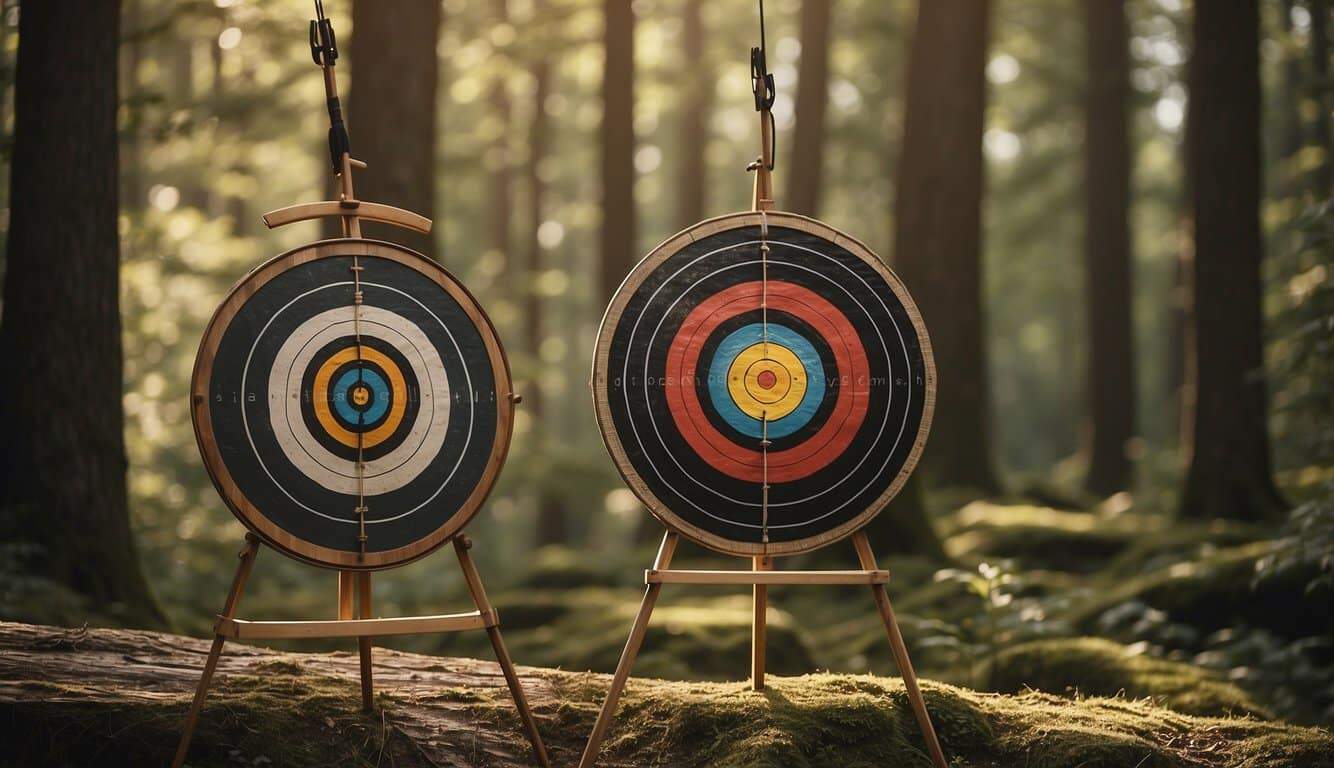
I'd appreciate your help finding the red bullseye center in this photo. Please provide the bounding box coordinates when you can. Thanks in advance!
[756,370,778,389]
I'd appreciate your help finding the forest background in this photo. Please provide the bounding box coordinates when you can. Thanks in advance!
[1,0,1333,744]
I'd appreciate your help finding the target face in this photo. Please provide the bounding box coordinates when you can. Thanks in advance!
[594,213,934,556]
[193,239,513,569]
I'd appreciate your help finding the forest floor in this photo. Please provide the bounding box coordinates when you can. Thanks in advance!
[2,620,1332,768]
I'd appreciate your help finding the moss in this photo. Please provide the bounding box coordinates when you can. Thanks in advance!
[507,594,817,680]
[3,664,423,767]
[984,637,1272,719]
[941,503,1147,573]
[557,674,1334,768]
[1060,541,1333,639]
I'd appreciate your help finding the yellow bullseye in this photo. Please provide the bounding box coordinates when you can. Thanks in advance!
[726,342,807,421]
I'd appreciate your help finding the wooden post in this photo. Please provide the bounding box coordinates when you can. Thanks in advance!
[172,534,261,768]
[852,532,948,768]
[337,571,354,619]
[578,532,679,768]
[751,108,774,211]
[751,554,772,690]
[355,571,374,712]
[454,535,552,768]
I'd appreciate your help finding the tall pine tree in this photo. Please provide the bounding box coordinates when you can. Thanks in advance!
[893,0,999,493]
[0,0,162,625]
[1083,0,1136,496]
[1180,0,1285,521]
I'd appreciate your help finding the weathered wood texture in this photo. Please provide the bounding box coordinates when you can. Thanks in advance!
[0,621,567,767]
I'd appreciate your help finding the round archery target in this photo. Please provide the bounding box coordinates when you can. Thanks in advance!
[593,212,934,556]
[193,240,513,569]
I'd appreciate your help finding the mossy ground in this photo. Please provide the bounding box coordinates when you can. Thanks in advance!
[984,637,1272,719]
[4,622,1332,768]
[549,673,1332,768]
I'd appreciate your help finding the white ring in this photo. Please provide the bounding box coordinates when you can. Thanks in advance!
[268,305,450,495]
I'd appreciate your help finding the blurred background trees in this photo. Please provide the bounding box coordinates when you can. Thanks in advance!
[0,0,1332,728]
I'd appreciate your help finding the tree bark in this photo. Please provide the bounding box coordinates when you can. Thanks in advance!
[0,621,559,767]
[348,0,441,257]
[1082,0,1136,497]
[1312,0,1332,198]
[892,0,999,493]
[524,41,568,547]
[675,0,709,230]
[0,0,163,626]
[489,0,514,277]
[598,0,636,304]
[784,0,832,218]
[1180,0,1285,522]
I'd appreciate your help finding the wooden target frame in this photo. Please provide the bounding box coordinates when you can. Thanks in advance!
[578,27,949,768]
[192,238,514,571]
[593,210,936,557]
[174,6,549,766]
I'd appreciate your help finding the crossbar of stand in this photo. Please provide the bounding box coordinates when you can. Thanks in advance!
[171,533,551,768]
[215,610,493,640]
[647,568,888,585]
[576,530,949,768]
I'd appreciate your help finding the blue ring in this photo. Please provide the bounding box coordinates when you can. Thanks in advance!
[333,367,390,425]
[704,323,825,438]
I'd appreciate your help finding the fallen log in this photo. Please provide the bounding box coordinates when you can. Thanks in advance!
[0,621,1330,767]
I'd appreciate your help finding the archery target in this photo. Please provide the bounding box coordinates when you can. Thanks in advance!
[593,212,934,556]
[193,239,512,569]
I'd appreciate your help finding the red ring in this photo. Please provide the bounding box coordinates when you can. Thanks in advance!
[662,280,869,482]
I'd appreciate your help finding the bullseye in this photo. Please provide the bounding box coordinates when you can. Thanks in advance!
[724,340,805,419]
[755,370,777,390]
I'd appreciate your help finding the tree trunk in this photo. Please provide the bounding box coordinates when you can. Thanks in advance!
[675,0,708,230]
[784,0,832,218]
[1082,0,1135,497]
[524,43,568,547]
[347,0,441,257]
[489,0,514,277]
[0,0,163,627]
[892,0,999,493]
[598,0,636,304]
[1312,0,1332,198]
[1180,0,1285,522]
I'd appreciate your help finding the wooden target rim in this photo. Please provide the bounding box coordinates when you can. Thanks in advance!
[592,211,936,557]
[191,238,514,570]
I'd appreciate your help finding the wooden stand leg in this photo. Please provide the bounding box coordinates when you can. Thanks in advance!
[853,533,948,768]
[751,554,772,691]
[172,534,261,768]
[356,572,374,712]
[578,533,679,768]
[454,535,552,768]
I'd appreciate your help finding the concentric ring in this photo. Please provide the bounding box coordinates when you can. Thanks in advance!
[593,212,935,556]
[193,239,513,570]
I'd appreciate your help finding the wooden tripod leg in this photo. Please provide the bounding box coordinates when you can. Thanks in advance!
[853,533,948,768]
[454,535,551,768]
[356,572,374,712]
[578,532,679,768]
[172,534,261,768]
[751,554,772,691]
